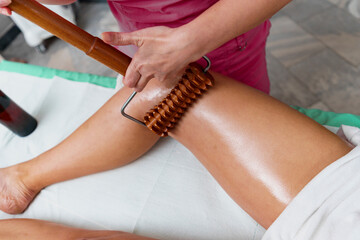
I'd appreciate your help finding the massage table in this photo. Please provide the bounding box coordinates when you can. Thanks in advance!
[1,60,360,240]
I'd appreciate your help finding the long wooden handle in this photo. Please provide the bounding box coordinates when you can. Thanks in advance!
[9,0,131,76]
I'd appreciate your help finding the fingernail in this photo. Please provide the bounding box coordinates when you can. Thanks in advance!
[101,32,113,43]
[123,78,133,88]
[0,8,10,16]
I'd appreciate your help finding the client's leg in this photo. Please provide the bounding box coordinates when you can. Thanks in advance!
[167,72,352,228]
[0,69,352,231]
[0,82,172,214]
[0,219,156,240]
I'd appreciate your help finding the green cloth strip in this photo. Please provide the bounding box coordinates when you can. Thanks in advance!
[1,60,360,128]
[0,60,117,89]
[292,106,360,128]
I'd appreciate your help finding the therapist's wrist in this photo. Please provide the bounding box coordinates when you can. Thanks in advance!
[173,25,208,64]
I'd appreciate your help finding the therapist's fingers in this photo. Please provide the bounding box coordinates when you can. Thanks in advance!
[123,61,141,89]
[134,74,154,92]
[102,26,200,92]
[0,0,11,7]
[102,31,142,47]
[0,7,11,15]
[0,0,12,16]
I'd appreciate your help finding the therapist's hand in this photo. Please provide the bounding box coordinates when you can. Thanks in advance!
[101,26,201,92]
[0,0,12,16]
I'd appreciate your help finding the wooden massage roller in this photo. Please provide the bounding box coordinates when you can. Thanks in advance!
[9,0,215,137]
[121,59,214,137]
[142,62,214,137]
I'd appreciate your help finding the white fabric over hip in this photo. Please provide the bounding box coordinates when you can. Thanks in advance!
[263,125,360,240]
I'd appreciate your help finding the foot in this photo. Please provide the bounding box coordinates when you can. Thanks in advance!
[0,167,40,214]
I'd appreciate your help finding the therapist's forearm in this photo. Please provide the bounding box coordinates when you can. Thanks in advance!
[181,0,291,59]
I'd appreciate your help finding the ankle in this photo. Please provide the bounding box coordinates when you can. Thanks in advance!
[11,162,44,193]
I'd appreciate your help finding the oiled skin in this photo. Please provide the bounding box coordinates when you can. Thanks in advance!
[169,72,352,227]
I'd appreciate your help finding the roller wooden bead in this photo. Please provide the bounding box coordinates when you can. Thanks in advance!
[144,63,214,137]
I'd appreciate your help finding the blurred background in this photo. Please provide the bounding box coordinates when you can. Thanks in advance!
[1,0,360,114]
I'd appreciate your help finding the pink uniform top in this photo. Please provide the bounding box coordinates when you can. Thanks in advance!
[108,0,271,93]
[108,0,219,30]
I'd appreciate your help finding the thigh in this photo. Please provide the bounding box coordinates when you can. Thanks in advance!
[167,71,352,228]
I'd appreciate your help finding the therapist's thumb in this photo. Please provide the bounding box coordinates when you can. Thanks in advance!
[0,0,12,16]
[101,31,141,47]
